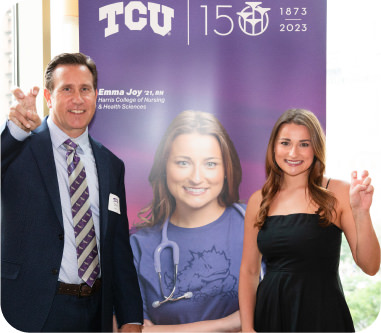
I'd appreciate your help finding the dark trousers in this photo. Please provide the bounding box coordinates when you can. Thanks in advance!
[41,284,102,332]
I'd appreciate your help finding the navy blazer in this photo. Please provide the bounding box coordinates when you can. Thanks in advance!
[1,118,143,332]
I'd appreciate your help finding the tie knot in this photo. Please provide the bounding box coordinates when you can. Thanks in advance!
[63,139,78,152]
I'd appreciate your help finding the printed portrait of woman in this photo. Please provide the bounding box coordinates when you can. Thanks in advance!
[130,110,249,332]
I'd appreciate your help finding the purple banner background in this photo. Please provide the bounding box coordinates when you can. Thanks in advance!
[79,0,326,225]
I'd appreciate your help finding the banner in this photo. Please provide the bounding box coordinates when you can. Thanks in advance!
[79,0,326,224]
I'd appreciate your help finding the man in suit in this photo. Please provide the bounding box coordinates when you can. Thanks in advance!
[1,52,143,332]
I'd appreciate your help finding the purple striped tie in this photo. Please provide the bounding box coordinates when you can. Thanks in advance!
[63,139,100,287]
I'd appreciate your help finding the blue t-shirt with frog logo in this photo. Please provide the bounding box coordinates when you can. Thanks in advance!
[130,205,245,324]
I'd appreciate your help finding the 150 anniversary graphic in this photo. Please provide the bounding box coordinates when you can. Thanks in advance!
[94,0,314,112]
[98,1,309,42]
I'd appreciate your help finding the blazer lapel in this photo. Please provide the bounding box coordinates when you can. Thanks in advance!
[90,137,110,246]
[30,119,64,227]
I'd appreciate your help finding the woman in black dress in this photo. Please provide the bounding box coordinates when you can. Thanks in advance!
[239,109,380,332]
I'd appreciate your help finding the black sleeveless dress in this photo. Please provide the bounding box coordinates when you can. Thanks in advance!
[254,214,355,332]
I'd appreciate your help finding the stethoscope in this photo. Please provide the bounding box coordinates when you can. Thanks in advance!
[152,218,193,308]
[151,203,248,308]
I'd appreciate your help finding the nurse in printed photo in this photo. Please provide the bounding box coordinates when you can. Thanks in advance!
[130,110,249,332]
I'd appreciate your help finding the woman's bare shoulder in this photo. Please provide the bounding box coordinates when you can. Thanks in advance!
[325,177,350,195]
[248,189,262,204]
[246,189,263,215]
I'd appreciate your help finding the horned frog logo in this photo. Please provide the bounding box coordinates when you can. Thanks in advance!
[164,246,237,301]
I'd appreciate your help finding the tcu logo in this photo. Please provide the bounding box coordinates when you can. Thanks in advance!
[99,1,174,37]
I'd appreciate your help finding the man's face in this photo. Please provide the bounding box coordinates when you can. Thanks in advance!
[44,64,97,138]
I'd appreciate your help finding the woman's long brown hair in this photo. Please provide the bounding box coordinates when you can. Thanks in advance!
[256,109,337,228]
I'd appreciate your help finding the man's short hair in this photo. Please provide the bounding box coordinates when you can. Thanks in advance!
[44,52,98,92]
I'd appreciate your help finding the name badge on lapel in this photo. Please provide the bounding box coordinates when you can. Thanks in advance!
[108,193,121,214]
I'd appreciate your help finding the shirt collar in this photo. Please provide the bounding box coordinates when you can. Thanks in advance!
[47,116,90,153]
